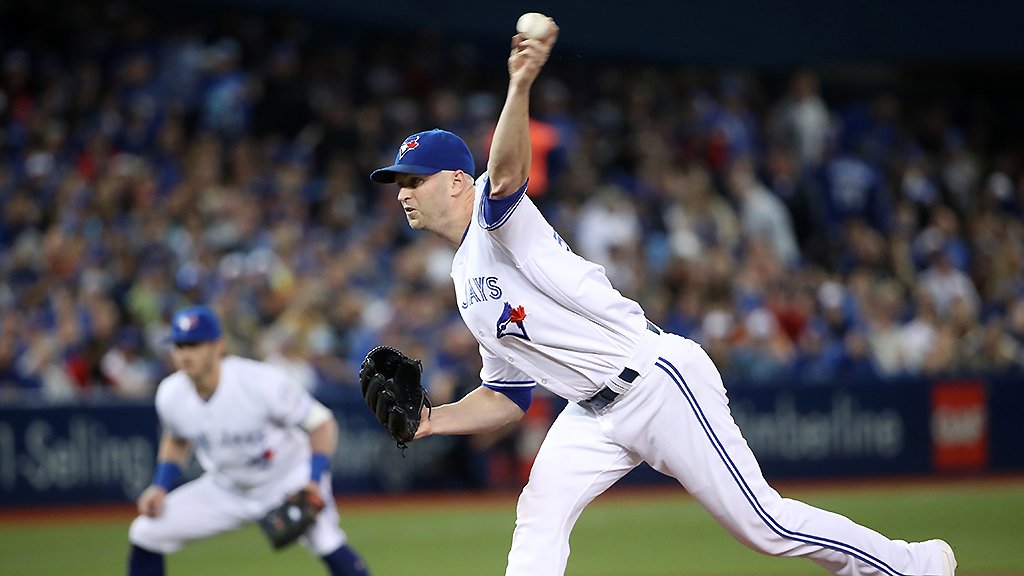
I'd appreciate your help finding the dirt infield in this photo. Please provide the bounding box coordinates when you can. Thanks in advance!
[3,472,1022,525]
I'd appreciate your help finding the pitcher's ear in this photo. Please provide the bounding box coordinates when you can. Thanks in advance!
[451,169,472,194]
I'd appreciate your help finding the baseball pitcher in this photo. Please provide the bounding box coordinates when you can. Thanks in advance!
[363,15,957,576]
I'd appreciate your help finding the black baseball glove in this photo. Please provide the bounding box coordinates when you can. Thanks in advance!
[257,488,325,550]
[359,345,429,448]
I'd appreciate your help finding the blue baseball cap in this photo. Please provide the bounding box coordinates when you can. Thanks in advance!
[166,305,222,344]
[370,129,475,184]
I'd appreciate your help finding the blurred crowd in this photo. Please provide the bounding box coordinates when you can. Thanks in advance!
[2,2,1023,405]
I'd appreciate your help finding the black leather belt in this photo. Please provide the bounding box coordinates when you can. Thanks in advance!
[581,320,661,411]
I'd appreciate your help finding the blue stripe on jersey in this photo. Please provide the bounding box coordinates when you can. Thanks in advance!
[654,357,933,576]
[483,382,534,412]
[482,179,529,229]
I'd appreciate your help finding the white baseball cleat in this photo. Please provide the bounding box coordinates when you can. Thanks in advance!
[929,539,957,576]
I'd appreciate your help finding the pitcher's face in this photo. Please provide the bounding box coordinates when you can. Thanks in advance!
[395,171,454,232]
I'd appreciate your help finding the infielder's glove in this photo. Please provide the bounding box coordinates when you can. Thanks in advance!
[257,488,325,550]
[359,345,429,448]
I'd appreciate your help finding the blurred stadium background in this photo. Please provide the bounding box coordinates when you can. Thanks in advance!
[2,0,1024,573]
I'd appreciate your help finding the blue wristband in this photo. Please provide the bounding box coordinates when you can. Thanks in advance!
[153,461,182,491]
[310,453,331,483]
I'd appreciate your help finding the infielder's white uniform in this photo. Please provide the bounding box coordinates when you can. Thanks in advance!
[456,174,948,576]
[129,356,347,556]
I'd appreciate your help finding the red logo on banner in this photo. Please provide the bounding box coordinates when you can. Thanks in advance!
[931,380,988,472]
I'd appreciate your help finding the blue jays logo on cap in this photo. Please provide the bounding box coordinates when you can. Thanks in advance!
[370,129,476,184]
[177,315,198,331]
[496,302,530,341]
[167,305,222,344]
[398,135,420,160]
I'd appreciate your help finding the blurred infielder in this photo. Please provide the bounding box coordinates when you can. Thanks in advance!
[127,305,369,576]
[366,17,957,576]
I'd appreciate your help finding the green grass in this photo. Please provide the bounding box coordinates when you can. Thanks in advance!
[1,480,1022,575]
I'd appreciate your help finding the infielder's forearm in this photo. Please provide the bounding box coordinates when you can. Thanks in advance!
[143,434,189,500]
[307,415,338,456]
[157,434,190,466]
[423,385,525,436]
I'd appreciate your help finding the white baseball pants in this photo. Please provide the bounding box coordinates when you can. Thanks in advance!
[506,333,948,576]
[129,466,345,557]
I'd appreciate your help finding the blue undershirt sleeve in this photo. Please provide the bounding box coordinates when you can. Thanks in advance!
[482,179,529,229]
[482,382,534,412]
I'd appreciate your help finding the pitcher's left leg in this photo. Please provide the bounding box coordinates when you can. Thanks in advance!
[621,337,948,576]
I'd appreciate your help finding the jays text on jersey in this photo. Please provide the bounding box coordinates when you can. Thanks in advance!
[156,356,312,489]
[454,174,660,403]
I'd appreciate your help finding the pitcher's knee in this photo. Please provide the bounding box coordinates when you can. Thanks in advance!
[746,536,796,558]
[713,504,798,558]
[517,487,570,528]
[512,483,575,551]
[725,519,805,558]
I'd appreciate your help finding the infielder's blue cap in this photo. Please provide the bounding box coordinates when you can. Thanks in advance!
[370,129,475,184]
[166,305,222,344]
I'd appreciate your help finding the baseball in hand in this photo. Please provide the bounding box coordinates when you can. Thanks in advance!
[516,12,552,40]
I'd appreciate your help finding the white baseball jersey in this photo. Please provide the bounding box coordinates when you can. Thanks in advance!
[155,356,312,489]
[130,356,346,556]
[454,175,950,576]
[454,174,649,403]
